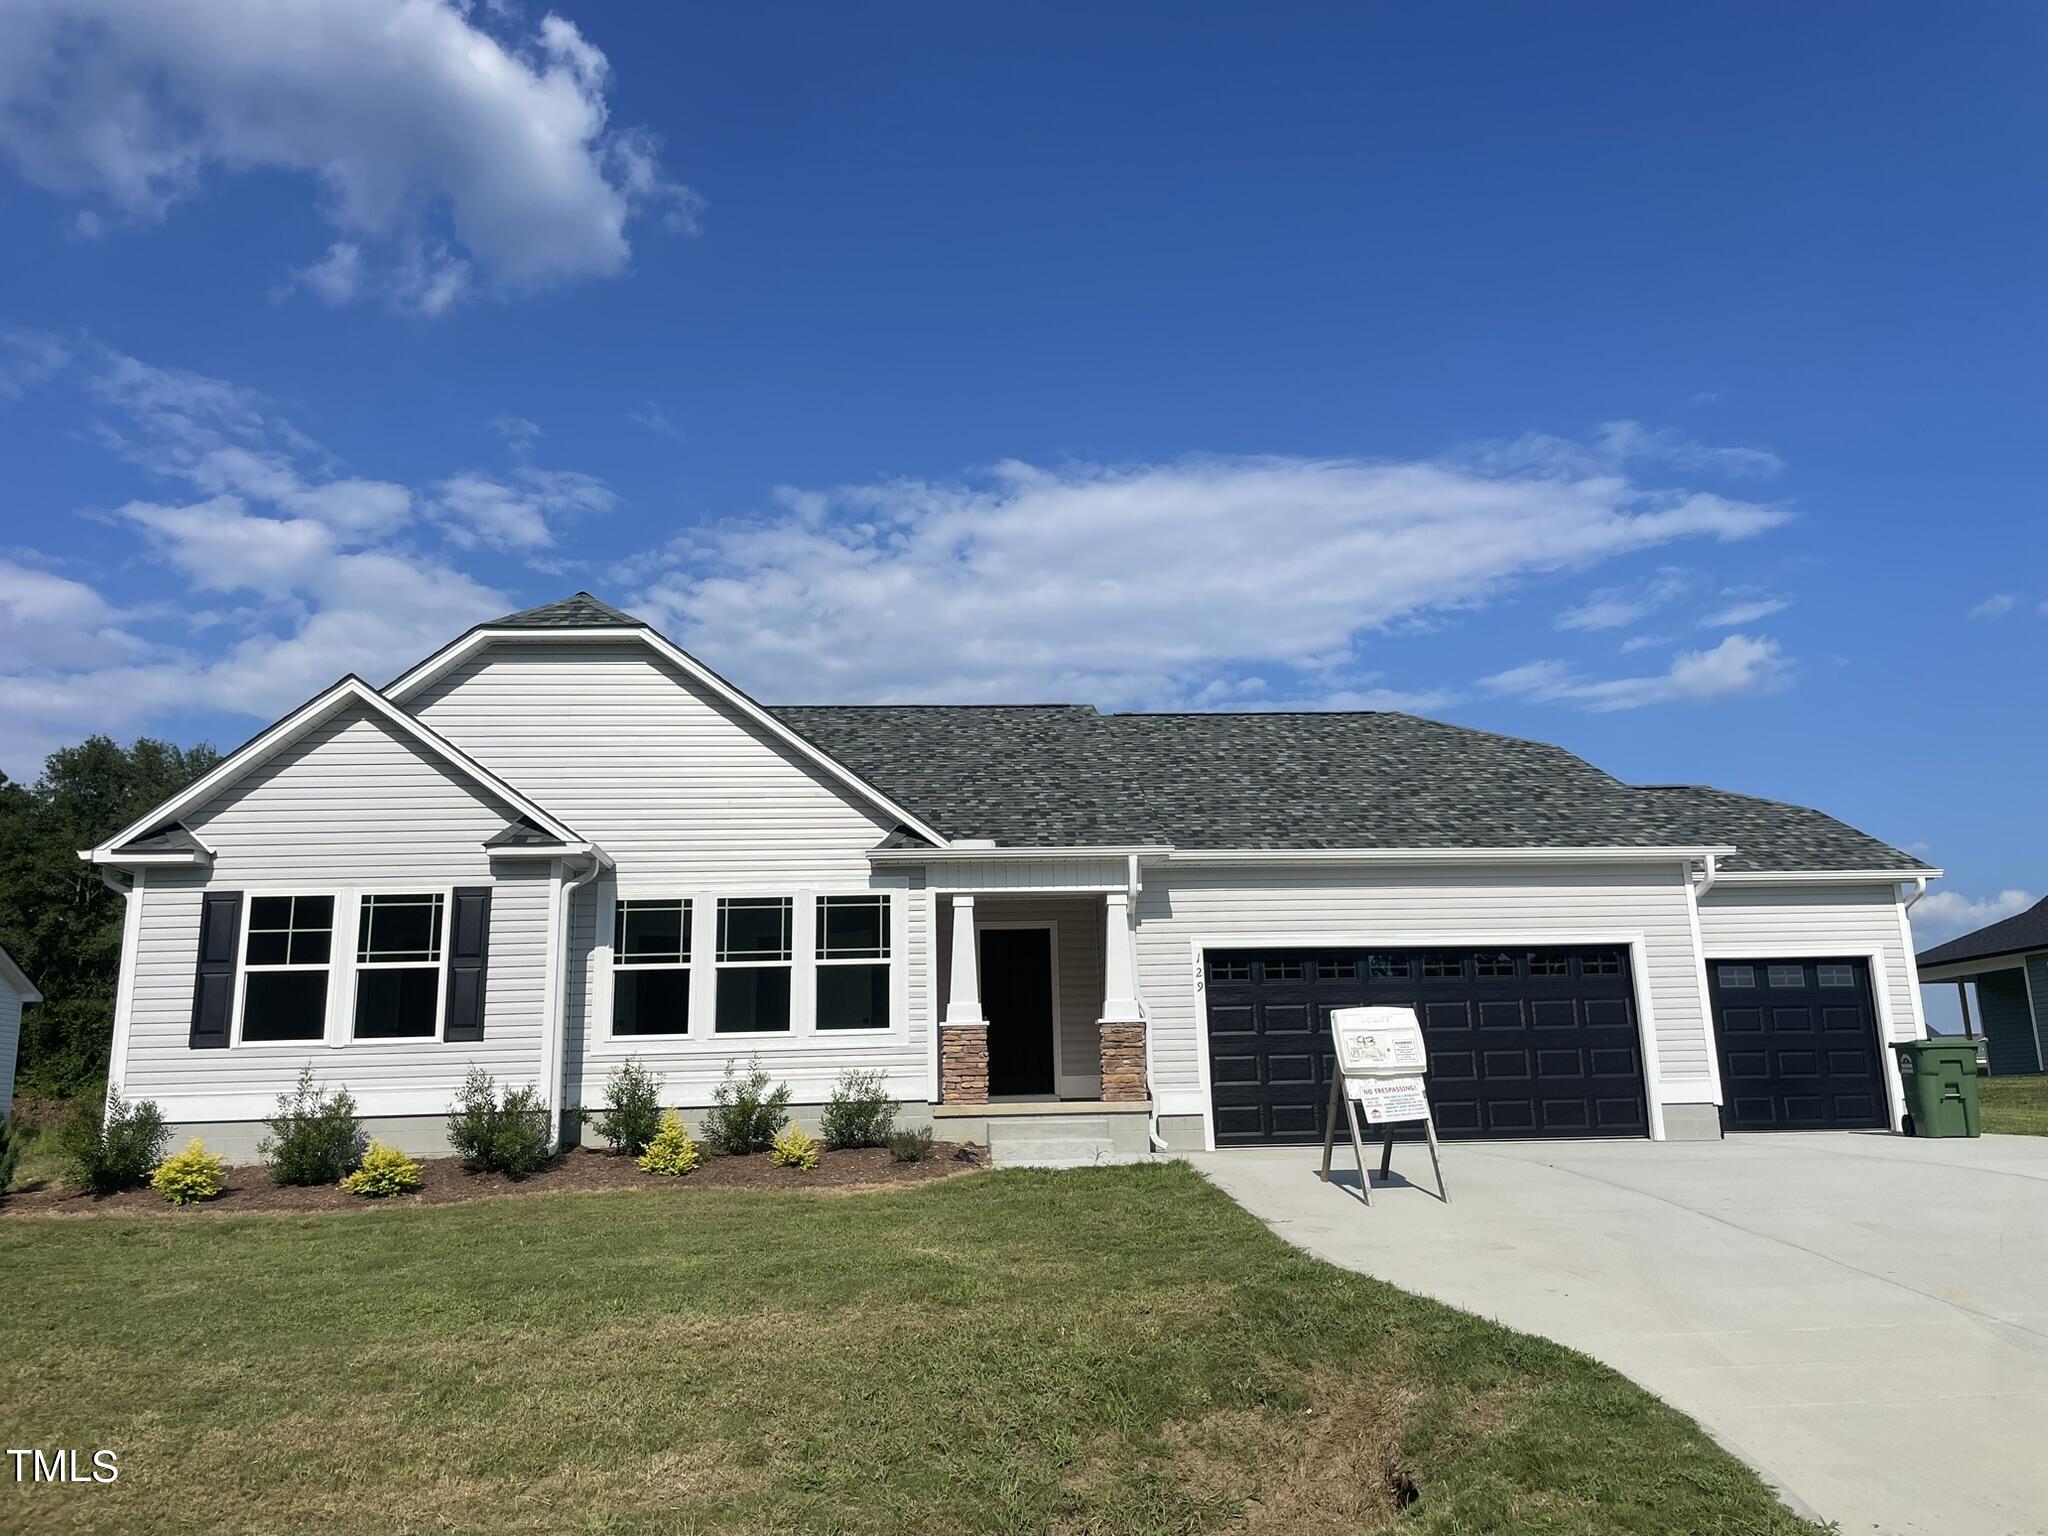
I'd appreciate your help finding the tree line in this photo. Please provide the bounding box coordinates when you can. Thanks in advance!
[0,737,221,1100]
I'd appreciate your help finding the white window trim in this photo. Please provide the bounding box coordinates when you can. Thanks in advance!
[607,897,695,1042]
[349,891,453,1045]
[814,894,895,1036]
[232,890,339,1050]
[712,895,797,1039]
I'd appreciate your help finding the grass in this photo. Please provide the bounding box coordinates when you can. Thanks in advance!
[0,1163,1817,1536]
[1979,1074,2048,1135]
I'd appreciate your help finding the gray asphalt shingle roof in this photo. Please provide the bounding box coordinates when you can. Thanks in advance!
[1916,896,2048,970]
[489,592,646,629]
[771,704,1924,874]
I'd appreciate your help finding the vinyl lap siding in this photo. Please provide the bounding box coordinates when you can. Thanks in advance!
[1696,884,1923,1042]
[0,989,20,1119]
[1975,970,2040,1076]
[1132,862,1714,1115]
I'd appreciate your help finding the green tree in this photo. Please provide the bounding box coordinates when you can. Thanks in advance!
[0,736,221,1097]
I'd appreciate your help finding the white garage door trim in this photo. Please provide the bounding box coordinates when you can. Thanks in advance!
[1702,943,1906,1132]
[1188,929,1669,1151]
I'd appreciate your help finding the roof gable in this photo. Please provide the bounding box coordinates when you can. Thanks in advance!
[489,591,647,629]
[1917,895,2048,970]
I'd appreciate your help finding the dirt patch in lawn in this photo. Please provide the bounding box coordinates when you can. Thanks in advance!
[0,1142,986,1218]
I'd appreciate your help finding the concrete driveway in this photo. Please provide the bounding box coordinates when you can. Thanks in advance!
[1190,1132,2048,1536]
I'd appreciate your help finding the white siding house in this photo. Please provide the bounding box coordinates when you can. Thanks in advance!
[0,943,41,1122]
[86,593,1940,1159]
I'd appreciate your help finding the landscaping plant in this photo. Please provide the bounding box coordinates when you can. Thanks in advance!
[0,1119,18,1196]
[589,1058,664,1156]
[340,1140,425,1198]
[636,1108,702,1176]
[260,1067,366,1185]
[446,1067,553,1179]
[886,1126,935,1163]
[769,1124,821,1171]
[820,1067,897,1149]
[61,1092,169,1194]
[700,1057,791,1155]
[148,1139,226,1205]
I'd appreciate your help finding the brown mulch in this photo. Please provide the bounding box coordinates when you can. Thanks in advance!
[0,1142,987,1219]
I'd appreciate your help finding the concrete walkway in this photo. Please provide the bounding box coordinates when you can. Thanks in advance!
[1190,1133,2048,1536]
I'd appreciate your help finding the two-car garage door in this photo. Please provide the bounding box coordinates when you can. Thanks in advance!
[1203,946,1649,1145]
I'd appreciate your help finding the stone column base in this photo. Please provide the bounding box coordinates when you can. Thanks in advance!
[1099,1020,1147,1102]
[940,1022,990,1103]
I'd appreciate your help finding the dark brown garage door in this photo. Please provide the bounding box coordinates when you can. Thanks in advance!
[1203,946,1649,1145]
[1707,958,1889,1131]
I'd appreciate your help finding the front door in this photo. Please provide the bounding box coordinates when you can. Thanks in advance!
[981,926,1056,1096]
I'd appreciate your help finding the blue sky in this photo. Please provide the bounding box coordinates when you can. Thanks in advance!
[0,2,2041,1013]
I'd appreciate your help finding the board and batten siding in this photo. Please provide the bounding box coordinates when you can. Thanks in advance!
[1974,970,2040,1077]
[934,894,1107,1097]
[407,641,929,1106]
[1695,883,1925,1042]
[0,988,20,1120]
[1131,861,1717,1127]
[115,704,554,1120]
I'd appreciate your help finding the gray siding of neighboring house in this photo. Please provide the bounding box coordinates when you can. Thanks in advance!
[1976,969,2039,1077]
[2029,955,2048,1070]
[406,640,929,1111]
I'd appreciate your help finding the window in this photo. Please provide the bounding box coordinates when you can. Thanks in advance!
[1474,951,1516,979]
[1319,957,1357,980]
[1263,958,1304,981]
[1716,964,1756,989]
[1817,964,1857,989]
[1209,957,1251,983]
[817,895,890,1030]
[1527,952,1570,978]
[241,895,333,1042]
[1767,964,1805,989]
[716,897,792,1032]
[1367,954,1408,980]
[1581,952,1623,977]
[614,899,691,1036]
[1422,953,1463,980]
[353,893,445,1039]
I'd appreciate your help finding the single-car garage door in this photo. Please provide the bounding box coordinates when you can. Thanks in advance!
[1707,958,1890,1131]
[1203,946,1649,1145]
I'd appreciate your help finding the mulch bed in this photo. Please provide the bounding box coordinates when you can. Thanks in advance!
[1,1142,987,1219]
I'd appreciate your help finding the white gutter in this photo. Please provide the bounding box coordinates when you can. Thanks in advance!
[545,850,606,1153]
[1712,869,1944,886]
[1163,845,1738,866]
[1901,875,1930,912]
[869,843,1170,863]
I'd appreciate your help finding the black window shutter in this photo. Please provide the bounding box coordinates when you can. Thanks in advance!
[443,886,493,1042]
[189,890,243,1049]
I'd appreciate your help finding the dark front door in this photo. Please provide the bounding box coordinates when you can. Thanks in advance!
[982,926,1055,1096]
[1708,958,1889,1130]
[1203,946,1649,1145]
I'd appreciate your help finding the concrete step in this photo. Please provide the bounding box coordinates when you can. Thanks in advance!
[986,1115,1117,1168]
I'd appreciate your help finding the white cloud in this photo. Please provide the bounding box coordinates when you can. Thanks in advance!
[0,330,73,399]
[630,452,1787,710]
[1618,633,1669,654]
[1701,594,1790,627]
[1969,593,2018,621]
[1593,419,1785,478]
[632,402,683,441]
[434,467,616,551]
[1555,568,1693,632]
[0,558,149,669]
[1477,633,1790,712]
[0,0,696,307]
[1910,889,2035,949]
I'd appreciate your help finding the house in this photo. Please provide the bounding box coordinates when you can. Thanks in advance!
[83,593,1939,1160]
[1916,898,2048,1076]
[0,943,41,1121]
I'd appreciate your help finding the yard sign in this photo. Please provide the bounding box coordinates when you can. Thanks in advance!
[1319,1006,1449,1205]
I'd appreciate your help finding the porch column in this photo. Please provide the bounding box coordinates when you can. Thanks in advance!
[941,895,988,1102]
[1099,890,1147,1102]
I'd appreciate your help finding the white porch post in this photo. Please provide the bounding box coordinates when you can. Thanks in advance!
[945,894,983,1024]
[1100,890,1142,1024]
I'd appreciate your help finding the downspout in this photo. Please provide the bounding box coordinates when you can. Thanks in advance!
[1901,874,1928,913]
[96,865,135,1114]
[1692,850,1719,898]
[1130,853,1167,1154]
[546,851,605,1153]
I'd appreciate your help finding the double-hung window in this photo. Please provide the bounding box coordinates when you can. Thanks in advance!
[614,899,691,1036]
[816,895,890,1031]
[241,895,333,1042]
[716,897,792,1033]
[353,893,446,1039]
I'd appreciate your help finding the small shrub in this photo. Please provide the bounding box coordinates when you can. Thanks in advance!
[0,1120,18,1196]
[637,1109,702,1176]
[261,1067,366,1186]
[886,1126,935,1164]
[446,1067,553,1179]
[149,1139,226,1205]
[62,1093,170,1194]
[340,1140,424,1198]
[820,1068,898,1150]
[588,1058,664,1156]
[770,1123,821,1171]
[700,1057,792,1155]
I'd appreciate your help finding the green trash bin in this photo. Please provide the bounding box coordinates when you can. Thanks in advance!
[1895,1039,1981,1137]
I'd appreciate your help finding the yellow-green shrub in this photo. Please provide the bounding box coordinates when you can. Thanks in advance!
[637,1109,702,1176]
[340,1140,424,1198]
[769,1124,821,1171]
[149,1139,226,1205]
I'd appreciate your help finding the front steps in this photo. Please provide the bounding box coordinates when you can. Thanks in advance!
[985,1114,1121,1168]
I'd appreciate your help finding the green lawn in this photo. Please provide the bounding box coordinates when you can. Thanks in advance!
[0,1164,1816,1536]
[1980,1074,2048,1135]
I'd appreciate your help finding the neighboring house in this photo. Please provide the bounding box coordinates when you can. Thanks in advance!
[83,593,1939,1160]
[0,943,42,1121]
[1917,898,2048,1076]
